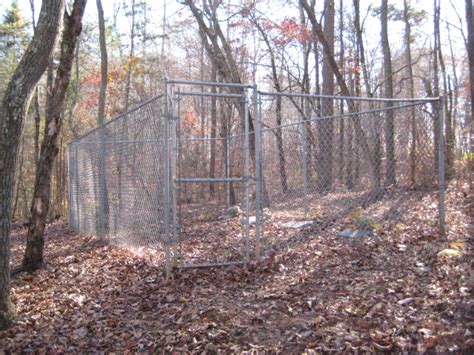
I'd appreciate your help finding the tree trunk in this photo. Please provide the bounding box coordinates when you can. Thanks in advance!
[124,0,136,111]
[317,0,335,193]
[300,0,380,197]
[22,0,87,273]
[210,65,217,197]
[434,1,453,178]
[338,0,345,183]
[97,0,109,236]
[466,0,474,191]
[254,20,288,193]
[403,0,417,186]
[185,0,256,159]
[0,0,65,330]
[381,0,396,186]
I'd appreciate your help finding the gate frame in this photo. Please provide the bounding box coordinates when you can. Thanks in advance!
[162,79,263,276]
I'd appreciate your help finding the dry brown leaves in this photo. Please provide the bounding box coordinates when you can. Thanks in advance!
[1,183,472,352]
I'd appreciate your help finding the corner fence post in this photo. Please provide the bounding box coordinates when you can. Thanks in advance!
[162,78,172,278]
[171,87,179,265]
[243,89,250,262]
[438,96,446,238]
[253,84,262,259]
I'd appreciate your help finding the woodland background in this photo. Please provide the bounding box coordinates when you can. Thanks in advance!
[0,0,471,224]
[0,0,472,351]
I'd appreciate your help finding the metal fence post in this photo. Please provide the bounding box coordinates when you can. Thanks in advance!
[301,104,309,218]
[171,88,179,265]
[162,78,172,277]
[242,90,250,262]
[226,126,231,208]
[67,144,73,230]
[438,96,446,237]
[253,84,262,259]
[74,144,81,232]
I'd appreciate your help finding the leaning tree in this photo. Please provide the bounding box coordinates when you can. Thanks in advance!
[0,0,64,329]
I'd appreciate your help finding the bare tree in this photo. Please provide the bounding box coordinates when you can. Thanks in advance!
[22,0,87,272]
[381,0,396,186]
[317,0,335,193]
[97,0,110,236]
[0,0,65,330]
[467,0,474,190]
[403,0,417,185]
[300,0,381,197]
[29,0,41,173]
[253,17,289,193]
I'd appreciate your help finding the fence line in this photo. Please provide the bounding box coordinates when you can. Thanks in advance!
[68,80,445,275]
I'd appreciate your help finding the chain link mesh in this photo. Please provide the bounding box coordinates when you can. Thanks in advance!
[68,96,164,250]
[68,85,442,269]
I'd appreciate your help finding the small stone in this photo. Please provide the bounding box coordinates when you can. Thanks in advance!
[338,229,373,238]
[227,206,242,217]
[282,220,313,229]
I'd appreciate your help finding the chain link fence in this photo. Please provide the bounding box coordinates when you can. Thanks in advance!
[68,95,165,249]
[257,92,443,255]
[68,81,444,274]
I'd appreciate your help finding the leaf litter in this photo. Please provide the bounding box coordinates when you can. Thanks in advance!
[1,183,472,352]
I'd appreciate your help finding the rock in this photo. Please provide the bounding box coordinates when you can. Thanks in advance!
[227,206,242,217]
[282,220,313,229]
[338,229,373,238]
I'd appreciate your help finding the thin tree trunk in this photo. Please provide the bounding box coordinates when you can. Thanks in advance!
[404,0,417,186]
[466,0,474,191]
[338,0,345,183]
[29,0,41,172]
[210,66,217,197]
[12,133,26,221]
[254,20,288,193]
[0,0,65,330]
[97,0,109,236]
[435,2,453,178]
[433,0,441,169]
[124,0,136,111]
[22,0,87,273]
[317,0,335,193]
[381,0,396,186]
[300,0,380,196]
[67,42,80,139]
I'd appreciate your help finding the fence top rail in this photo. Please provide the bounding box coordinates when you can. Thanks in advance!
[259,101,430,133]
[177,90,243,99]
[258,90,440,103]
[167,79,253,89]
[69,94,163,145]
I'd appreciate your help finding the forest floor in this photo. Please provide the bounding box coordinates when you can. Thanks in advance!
[1,181,473,353]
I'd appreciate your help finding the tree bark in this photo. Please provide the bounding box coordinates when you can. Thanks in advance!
[185,0,256,156]
[381,0,396,186]
[124,0,136,111]
[0,0,65,330]
[466,0,474,191]
[317,0,335,193]
[97,0,110,236]
[300,0,380,196]
[210,65,217,197]
[254,20,288,193]
[22,0,87,273]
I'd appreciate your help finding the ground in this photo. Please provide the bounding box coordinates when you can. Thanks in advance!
[1,183,472,352]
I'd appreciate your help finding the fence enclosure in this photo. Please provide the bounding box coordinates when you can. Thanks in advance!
[68,80,444,275]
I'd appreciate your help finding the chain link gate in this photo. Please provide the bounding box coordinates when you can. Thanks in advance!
[68,80,445,277]
[162,79,262,273]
